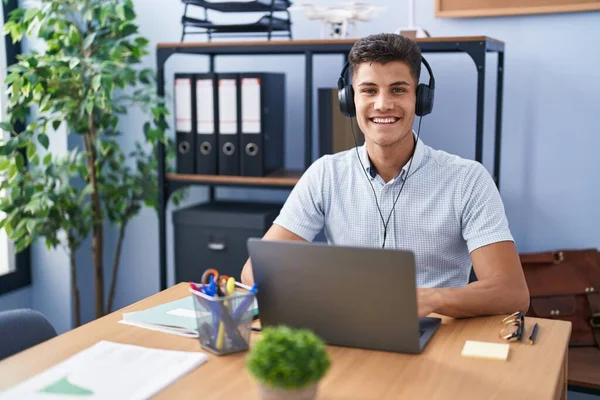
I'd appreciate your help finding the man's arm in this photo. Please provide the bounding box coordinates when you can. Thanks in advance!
[417,241,530,318]
[240,224,307,285]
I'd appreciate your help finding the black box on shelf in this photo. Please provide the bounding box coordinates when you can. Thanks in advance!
[173,200,282,284]
[318,88,364,156]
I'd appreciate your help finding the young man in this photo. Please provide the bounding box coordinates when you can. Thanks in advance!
[241,33,529,318]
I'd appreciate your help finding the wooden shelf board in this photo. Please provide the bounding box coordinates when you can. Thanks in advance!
[166,169,302,187]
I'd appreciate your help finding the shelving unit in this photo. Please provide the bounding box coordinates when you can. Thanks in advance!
[180,0,293,42]
[156,36,506,290]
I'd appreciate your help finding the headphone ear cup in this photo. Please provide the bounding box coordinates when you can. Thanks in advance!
[415,83,434,117]
[338,85,356,117]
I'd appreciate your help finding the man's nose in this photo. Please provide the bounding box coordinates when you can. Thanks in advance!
[373,93,393,111]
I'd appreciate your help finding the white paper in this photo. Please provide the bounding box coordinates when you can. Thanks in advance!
[196,78,214,134]
[241,77,261,134]
[218,79,237,134]
[117,320,199,338]
[175,78,192,132]
[0,341,208,400]
[166,308,209,319]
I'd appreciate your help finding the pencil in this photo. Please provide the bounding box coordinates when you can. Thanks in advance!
[528,323,539,345]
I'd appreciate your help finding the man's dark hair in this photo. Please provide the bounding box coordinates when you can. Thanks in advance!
[349,33,422,85]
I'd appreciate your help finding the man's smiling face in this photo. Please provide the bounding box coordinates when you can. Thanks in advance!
[353,61,417,148]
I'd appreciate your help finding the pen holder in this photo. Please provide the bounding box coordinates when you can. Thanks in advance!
[191,290,255,356]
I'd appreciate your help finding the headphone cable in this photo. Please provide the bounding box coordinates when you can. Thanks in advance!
[350,116,423,249]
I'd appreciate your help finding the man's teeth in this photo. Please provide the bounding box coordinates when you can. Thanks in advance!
[372,118,398,124]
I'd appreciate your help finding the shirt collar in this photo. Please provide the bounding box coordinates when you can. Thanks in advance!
[359,132,425,181]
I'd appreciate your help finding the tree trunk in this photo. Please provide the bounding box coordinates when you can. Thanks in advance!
[107,219,127,313]
[84,118,104,319]
[68,236,81,328]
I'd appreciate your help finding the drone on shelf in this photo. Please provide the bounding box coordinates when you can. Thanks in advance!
[290,2,386,39]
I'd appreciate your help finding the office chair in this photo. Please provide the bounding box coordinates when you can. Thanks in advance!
[0,308,57,361]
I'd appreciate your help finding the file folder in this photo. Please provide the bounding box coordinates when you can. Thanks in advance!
[195,74,217,175]
[174,74,196,174]
[239,73,285,177]
[318,88,364,156]
[217,74,240,176]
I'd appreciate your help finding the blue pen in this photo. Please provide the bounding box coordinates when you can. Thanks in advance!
[208,276,217,297]
[231,284,258,322]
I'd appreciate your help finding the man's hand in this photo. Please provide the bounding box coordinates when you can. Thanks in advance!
[414,242,530,319]
[417,288,441,318]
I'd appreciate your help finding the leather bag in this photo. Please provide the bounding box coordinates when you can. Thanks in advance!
[520,248,600,347]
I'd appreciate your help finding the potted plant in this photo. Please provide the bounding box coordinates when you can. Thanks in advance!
[0,0,182,326]
[246,325,331,400]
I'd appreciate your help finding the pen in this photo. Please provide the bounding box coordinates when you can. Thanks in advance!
[216,278,235,351]
[528,323,539,345]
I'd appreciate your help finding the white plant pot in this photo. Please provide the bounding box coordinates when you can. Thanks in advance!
[258,382,319,400]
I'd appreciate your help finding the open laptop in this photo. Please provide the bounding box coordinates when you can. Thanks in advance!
[247,238,441,354]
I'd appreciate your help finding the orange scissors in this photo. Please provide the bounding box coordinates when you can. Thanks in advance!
[200,269,231,296]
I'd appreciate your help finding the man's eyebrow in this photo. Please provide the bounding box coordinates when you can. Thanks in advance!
[357,81,410,87]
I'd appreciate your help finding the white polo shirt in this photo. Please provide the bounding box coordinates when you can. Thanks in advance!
[273,136,514,288]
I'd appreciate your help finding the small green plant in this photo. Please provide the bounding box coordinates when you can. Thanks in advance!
[246,325,331,391]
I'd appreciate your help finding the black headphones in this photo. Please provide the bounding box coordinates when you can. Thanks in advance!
[337,56,435,118]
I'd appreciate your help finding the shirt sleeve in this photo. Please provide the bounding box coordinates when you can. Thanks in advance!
[460,162,514,253]
[272,157,326,241]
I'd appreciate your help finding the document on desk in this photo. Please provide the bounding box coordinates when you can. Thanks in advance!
[0,341,208,400]
[120,296,207,338]
[119,295,259,338]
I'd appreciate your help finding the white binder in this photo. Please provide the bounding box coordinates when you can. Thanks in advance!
[195,76,217,174]
[218,78,237,135]
[217,76,240,175]
[196,78,214,134]
[175,77,192,133]
[174,75,194,173]
[241,77,261,134]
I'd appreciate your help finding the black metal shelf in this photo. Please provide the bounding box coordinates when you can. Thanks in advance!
[182,0,292,13]
[182,15,291,34]
[180,0,292,42]
[156,37,506,290]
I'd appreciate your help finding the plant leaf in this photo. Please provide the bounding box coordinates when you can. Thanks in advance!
[27,142,36,159]
[83,32,96,50]
[15,153,24,171]
[0,121,13,132]
[38,133,49,150]
[92,75,101,92]
[116,4,126,20]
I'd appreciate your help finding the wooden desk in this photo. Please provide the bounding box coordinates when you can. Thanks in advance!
[0,283,571,399]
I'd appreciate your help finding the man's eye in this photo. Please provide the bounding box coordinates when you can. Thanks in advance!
[393,87,406,93]
[362,89,376,94]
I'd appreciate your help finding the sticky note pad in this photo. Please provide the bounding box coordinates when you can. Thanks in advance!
[461,340,509,361]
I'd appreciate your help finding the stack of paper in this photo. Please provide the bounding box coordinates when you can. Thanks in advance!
[120,296,208,338]
[118,295,259,338]
[0,341,208,400]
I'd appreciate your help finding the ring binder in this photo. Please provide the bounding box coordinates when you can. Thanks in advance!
[240,73,285,177]
[174,74,196,174]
